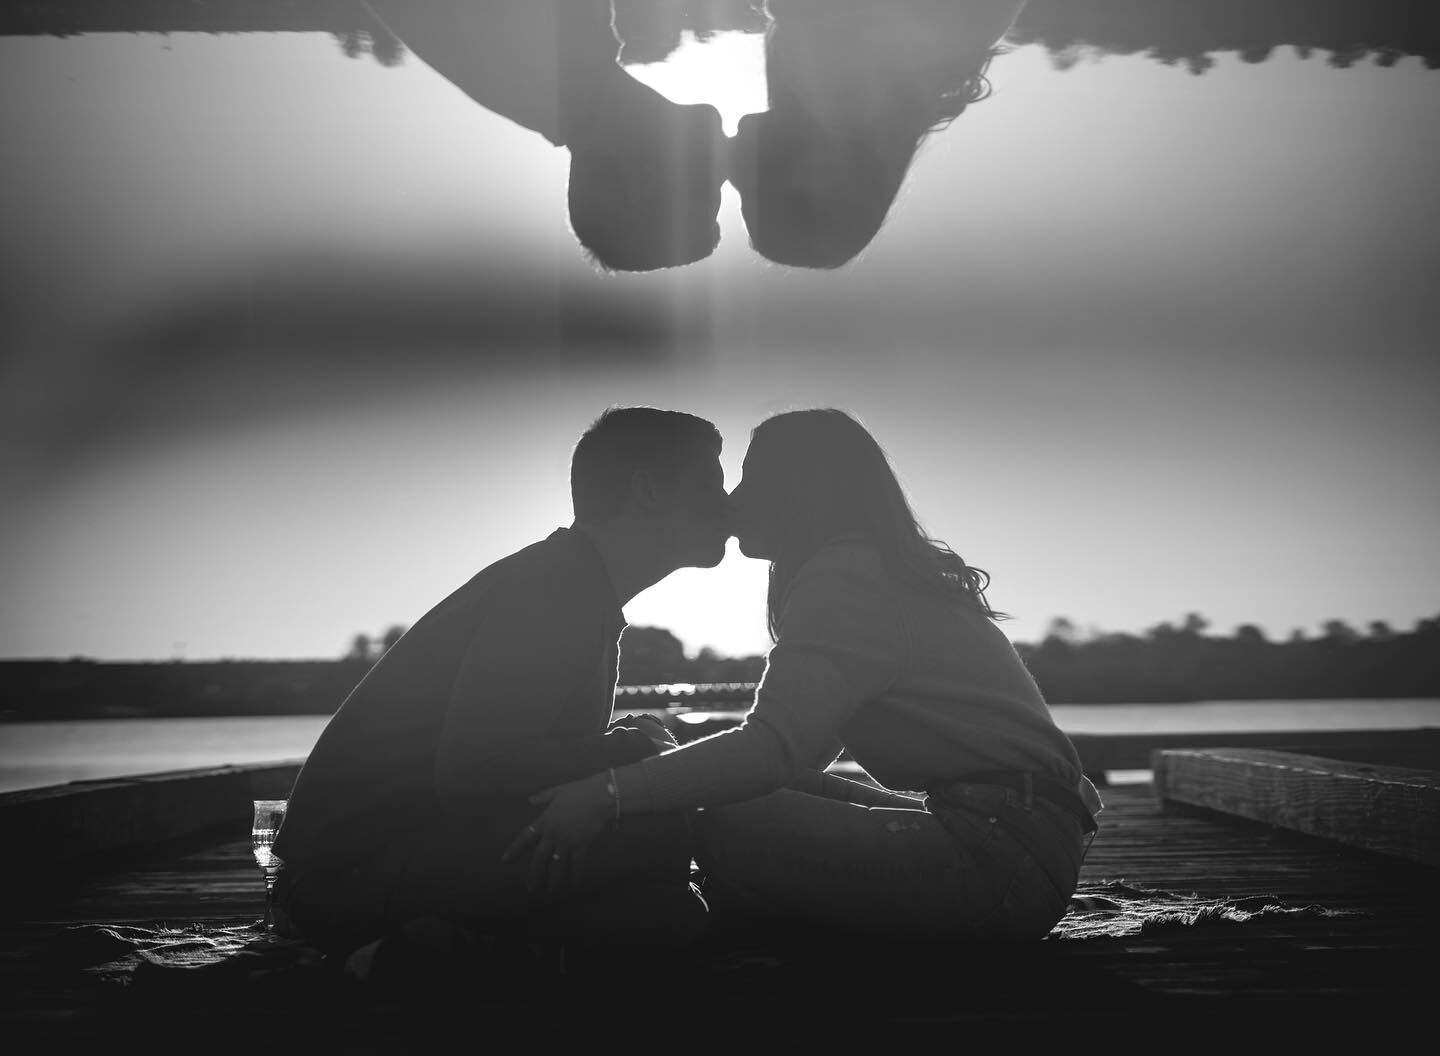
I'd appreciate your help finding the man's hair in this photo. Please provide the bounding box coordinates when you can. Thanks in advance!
[569,169,722,273]
[566,101,726,273]
[571,407,722,522]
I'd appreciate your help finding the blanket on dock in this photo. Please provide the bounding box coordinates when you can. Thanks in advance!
[53,881,1357,990]
[1050,880,1357,940]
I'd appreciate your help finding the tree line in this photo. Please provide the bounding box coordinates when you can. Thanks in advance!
[0,611,1434,721]
[621,614,1440,702]
[1012,612,1440,703]
[8,1,1436,72]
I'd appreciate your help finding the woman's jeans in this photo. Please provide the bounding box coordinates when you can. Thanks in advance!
[696,780,1086,941]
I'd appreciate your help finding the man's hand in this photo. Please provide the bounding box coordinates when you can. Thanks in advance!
[501,772,614,894]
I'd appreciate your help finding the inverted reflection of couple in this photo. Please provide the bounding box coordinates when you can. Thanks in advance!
[364,0,1026,270]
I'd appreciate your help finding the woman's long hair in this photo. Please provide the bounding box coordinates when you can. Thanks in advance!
[751,409,1004,640]
[737,0,1019,268]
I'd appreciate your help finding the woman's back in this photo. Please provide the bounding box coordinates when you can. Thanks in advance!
[771,539,1084,793]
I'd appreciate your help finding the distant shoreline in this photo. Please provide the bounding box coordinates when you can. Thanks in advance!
[1,657,1436,723]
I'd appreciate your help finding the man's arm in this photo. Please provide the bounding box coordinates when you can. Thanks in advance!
[434,588,654,812]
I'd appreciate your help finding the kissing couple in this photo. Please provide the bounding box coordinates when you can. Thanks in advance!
[272,406,1102,967]
[361,0,1028,271]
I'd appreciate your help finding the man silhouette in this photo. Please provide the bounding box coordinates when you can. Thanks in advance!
[273,407,728,959]
[364,0,727,271]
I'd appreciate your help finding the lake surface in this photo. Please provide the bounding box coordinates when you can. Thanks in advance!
[2,699,1436,794]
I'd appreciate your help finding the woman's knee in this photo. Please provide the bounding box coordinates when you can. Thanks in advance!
[692,791,804,856]
[525,881,708,950]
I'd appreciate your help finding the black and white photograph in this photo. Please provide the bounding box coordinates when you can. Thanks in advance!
[2,0,1437,1048]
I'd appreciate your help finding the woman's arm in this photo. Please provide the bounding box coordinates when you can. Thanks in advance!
[608,712,677,753]
[507,546,905,883]
[787,767,923,808]
[616,550,904,813]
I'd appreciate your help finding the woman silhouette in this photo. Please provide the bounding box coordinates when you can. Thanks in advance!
[729,0,1027,268]
[511,408,1101,943]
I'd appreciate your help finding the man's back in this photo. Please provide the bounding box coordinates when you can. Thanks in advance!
[273,528,652,872]
[267,408,725,956]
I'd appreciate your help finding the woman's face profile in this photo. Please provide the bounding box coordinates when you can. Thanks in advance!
[729,110,888,269]
[727,442,784,561]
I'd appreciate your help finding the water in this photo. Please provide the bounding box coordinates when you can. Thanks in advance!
[1,700,1435,795]
[1049,699,1440,734]
[0,714,329,794]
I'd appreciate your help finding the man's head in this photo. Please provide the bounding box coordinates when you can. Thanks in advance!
[567,99,726,273]
[571,407,728,568]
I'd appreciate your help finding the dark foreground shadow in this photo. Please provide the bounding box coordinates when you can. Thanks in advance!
[18,893,1435,1051]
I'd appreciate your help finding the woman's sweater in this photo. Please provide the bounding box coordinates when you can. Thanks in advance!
[618,539,1091,815]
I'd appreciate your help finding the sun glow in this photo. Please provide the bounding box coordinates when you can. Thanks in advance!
[622,29,770,136]
[624,540,774,661]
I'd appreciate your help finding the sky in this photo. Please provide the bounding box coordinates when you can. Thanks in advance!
[1,17,1437,662]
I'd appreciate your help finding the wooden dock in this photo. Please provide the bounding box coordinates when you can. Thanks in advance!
[2,719,1437,1050]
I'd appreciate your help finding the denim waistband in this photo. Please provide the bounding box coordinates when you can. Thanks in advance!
[924,771,1097,834]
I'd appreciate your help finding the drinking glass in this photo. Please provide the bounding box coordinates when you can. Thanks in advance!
[251,798,288,932]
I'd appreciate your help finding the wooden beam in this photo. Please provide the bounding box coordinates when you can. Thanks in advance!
[0,761,304,872]
[1071,727,1440,774]
[1152,748,1440,869]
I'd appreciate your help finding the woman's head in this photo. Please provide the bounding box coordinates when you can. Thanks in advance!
[728,408,1003,637]
[730,0,1020,269]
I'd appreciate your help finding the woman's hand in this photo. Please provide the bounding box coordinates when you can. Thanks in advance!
[631,714,677,750]
[501,772,614,893]
[610,713,677,753]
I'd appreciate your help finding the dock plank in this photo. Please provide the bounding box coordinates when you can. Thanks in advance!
[0,762,303,877]
[2,783,1435,1047]
[1073,726,1440,774]
[1153,748,1440,868]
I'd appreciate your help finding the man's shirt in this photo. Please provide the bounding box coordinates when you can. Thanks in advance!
[273,527,655,871]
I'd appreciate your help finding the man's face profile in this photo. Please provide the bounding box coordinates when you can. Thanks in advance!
[661,452,730,569]
[725,448,780,562]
